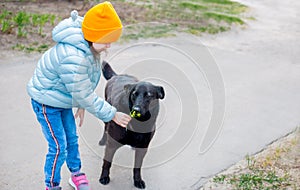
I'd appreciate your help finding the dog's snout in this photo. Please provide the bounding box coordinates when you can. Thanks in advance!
[132,106,141,113]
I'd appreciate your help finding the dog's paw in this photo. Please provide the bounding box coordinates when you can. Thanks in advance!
[98,138,106,146]
[99,176,110,185]
[134,179,146,189]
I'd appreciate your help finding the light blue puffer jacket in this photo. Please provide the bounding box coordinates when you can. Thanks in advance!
[27,11,116,122]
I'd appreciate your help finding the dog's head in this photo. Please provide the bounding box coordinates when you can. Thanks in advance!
[124,82,165,121]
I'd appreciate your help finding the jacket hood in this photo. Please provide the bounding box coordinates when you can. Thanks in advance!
[52,10,90,53]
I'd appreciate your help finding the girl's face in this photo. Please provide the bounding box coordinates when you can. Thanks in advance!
[92,43,111,53]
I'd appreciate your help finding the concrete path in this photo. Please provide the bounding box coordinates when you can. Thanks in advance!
[0,0,299,189]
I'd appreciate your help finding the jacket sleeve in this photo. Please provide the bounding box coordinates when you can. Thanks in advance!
[58,52,116,122]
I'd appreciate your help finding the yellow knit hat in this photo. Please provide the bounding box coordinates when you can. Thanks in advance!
[82,1,123,43]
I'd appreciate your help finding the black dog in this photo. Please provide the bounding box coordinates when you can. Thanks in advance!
[99,61,165,189]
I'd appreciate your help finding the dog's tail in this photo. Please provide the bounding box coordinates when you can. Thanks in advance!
[102,60,117,80]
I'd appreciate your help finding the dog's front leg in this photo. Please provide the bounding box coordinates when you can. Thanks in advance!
[133,148,148,189]
[99,124,108,146]
[99,159,111,185]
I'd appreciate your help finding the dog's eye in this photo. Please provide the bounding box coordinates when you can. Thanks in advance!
[132,91,138,98]
[146,92,153,97]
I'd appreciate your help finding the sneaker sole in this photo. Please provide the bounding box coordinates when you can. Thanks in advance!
[68,178,78,190]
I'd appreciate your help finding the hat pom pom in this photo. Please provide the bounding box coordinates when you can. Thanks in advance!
[71,10,78,21]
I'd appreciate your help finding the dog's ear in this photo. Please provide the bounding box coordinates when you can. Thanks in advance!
[124,83,136,95]
[156,86,165,99]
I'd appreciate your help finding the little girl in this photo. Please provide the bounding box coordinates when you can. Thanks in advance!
[27,2,131,190]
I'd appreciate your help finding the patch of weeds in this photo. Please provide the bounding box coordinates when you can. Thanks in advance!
[204,12,244,24]
[13,11,31,37]
[179,2,207,11]
[1,8,59,52]
[202,0,236,5]
[0,9,12,20]
[1,19,13,33]
[0,10,13,33]
[37,44,49,52]
[29,13,57,36]
[114,0,248,39]
[212,154,292,190]
[187,25,230,35]
[213,174,227,183]
[121,23,177,42]
[1,9,58,37]
[39,14,51,36]
[12,43,50,53]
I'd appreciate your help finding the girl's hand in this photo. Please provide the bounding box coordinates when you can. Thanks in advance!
[75,108,85,127]
[112,112,132,128]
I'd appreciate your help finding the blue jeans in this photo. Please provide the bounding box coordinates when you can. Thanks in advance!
[31,99,81,187]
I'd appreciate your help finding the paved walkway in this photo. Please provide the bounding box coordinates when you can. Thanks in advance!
[0,0,299,189]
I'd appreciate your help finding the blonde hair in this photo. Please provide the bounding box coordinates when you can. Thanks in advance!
[86,40,108,64]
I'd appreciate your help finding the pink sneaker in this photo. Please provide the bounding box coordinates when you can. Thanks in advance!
[46,187,61,190]
[68,172,90,190]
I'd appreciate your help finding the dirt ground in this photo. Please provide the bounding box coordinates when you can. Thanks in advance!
[201,128,300,189]
[0,1,93,51]
[0,0,146,51]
